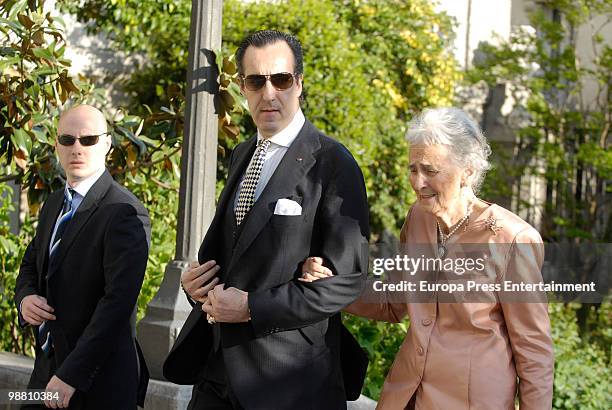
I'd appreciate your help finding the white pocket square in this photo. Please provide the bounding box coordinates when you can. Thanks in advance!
[274,198,302,216]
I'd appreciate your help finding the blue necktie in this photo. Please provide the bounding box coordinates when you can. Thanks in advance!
[48,188,76,260]
[39,188,75,354]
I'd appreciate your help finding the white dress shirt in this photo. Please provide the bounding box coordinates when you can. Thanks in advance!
[233,109,306,211]
[48,167,105,253]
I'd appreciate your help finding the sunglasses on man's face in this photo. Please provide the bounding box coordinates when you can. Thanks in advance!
[57,133,107,146]
[240,72,298,91]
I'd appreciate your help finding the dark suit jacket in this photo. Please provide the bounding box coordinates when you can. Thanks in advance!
[164,120,370,409]
[14,170,150,409]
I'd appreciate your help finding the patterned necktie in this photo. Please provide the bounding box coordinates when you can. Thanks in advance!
[40,188,75,354]
[235,139,271,226]
[49,188,76,260]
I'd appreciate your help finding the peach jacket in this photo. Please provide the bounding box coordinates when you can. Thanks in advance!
[347,203,554,410]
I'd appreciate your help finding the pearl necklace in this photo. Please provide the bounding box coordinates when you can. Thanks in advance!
[436,202,473,258]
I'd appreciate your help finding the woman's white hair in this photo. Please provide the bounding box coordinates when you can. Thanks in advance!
[406,107,492,192]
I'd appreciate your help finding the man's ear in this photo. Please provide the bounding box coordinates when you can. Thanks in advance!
[296,74,304,97]
[104,134,112,155]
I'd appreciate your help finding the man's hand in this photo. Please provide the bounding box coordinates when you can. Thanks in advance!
[44,375,75,409]
[202,284,250,323]
[181,260,220,303]
[20,295,56,326]
[298,256,334,282]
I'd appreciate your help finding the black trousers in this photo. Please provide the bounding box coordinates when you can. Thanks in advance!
[187,349,243,410]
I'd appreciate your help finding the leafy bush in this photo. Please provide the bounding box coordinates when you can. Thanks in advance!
[343,313,407,399]
[0,0,186,208]
[120,166,179,321]
[0,0,91,208]
[0,185,35,356]
[550,303,611,409]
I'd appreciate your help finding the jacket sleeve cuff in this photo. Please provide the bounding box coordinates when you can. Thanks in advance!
[17,295,33,328]
[248,290,282,338]
[55,361,97,393]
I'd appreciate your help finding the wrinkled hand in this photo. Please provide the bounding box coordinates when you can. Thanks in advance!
[20,295,56,326]
[202,284,250,323]
[44,375,75,408]
[181,260,220,303]
[299,256,334,282]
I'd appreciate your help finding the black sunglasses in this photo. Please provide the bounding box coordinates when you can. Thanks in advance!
[240,72,298,91]
[57,132,107,146]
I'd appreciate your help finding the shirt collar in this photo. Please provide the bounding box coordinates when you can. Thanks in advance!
[257,109,305,148]
[67,167,105,198]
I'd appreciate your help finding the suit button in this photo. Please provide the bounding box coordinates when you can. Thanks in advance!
[417,346,425,355]
[421,319,432,326]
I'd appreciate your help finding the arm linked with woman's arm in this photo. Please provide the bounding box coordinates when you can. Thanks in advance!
[300,259,408,321]
[311,210,414,323]
[499,227,554,410]
[343,282,408,323]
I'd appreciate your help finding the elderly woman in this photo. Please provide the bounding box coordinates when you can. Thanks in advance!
[301,107,554,409]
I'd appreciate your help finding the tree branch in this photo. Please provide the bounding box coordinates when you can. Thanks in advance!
[150,176,178,192]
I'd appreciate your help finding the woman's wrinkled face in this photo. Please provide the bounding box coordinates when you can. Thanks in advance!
[409,144,466,218]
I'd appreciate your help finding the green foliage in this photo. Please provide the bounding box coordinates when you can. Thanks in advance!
[59,0,191,113]
[583,302,612,353]
[468,0,611,242]
[0,0,186,211]
[0,185,35,356]
[0,0,94,208]
[343,313,408,399]
[549,303,611,409]
[334,0,460,117]
[120,166,178,322]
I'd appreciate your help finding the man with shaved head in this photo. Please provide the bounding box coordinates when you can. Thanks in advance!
[15,104,150,409]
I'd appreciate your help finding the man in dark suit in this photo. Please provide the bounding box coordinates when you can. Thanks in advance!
[163,30,370,409]
[14,105,150,409]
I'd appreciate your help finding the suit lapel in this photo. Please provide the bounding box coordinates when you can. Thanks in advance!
[228,121,320,271]
[218,137,257,216]
[198,137,256,259]
[47,170,113,279]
